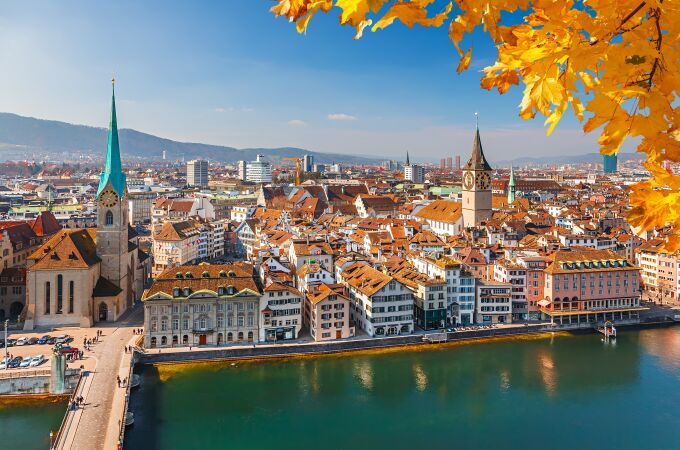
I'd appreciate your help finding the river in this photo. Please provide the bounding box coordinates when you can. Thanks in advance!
[0,397,66,449]
[125,327,680,450]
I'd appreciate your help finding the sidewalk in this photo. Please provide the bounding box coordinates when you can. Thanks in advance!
[53,306,142,450]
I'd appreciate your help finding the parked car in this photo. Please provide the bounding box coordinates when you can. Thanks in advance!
[59,346,79,355]
[37,335,51,345]
[19,357,32,368]
[6,339,16,347]
[8,356,22,368]
[29,355,45,367]
[27,337,39,345]
[55,335,72,344]
[15,337,29,346]
[0,357,8,369]
[46,337,56,345]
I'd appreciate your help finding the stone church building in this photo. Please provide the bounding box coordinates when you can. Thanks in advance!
[23,83,150,329]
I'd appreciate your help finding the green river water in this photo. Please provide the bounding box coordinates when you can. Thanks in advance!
[125,327,680,450]
[11,327,680,450]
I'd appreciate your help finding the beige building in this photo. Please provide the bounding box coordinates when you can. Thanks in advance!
[305,283,354,341]
[142,263,262,347]
[152,221,202,277]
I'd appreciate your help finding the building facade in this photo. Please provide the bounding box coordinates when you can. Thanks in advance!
[142,263,262,347]
[187,159,209,187]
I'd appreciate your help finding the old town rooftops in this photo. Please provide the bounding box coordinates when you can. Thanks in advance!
[340,261,392,296]
[415,200,462,224]
[29,228,101,270]
[143,263,261,299]
[545,249,637,274]
[307,283,347,305]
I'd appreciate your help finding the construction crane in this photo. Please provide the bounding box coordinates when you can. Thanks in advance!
[282,157,302,185]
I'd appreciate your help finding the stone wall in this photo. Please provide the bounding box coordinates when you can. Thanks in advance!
[140,324,553,365]
[0,368,80,395]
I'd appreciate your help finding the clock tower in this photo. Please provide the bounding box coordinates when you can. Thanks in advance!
[462,122,493,227]
[96,80,129,292]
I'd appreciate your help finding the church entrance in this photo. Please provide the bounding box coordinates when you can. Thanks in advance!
[198,335,207,345]
[98,302,108,322]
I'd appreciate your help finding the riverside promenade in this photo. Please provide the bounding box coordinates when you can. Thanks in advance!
[53,305,142,450]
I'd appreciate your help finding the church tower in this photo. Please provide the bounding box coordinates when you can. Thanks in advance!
[96,80,129,292]
[507,166,516,205]
[462,122,493,227]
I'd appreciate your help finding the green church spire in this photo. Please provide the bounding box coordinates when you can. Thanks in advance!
[97,78,127,198]
[507,166,516,204]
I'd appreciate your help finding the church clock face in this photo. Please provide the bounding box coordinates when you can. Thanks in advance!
[476,172,491,190]
[100,190,119,208]
[463,171,474,190]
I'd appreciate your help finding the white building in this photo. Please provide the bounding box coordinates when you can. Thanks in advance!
[341,262,414,337]
[247,155,272,184]
[260,282,303,342]
[476,279,512,324]
[187,159,209,187]
[410,255,476,326]
[404,164,425,183]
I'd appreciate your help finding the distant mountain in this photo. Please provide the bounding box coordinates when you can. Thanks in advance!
[495,152,644,166]
[0,112,374,164]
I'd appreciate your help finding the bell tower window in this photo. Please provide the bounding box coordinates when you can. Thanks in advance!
[105,210,114,226]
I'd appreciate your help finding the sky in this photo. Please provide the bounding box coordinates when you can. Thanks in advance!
[0,0,621,162]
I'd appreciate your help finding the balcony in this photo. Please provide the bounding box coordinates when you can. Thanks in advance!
[192,327,214,333]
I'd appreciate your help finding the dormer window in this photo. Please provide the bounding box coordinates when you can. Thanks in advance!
[173,287,180,297]
[183,287,191,296]
[175,272,183,279]
[228,271,235,278]
[202,271,210,278]
[185,272,193,279]
[218,286,226,295]
[227,285,236,295]
[219,271,227,278]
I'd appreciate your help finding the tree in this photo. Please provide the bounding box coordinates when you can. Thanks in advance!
[272,0,680,248]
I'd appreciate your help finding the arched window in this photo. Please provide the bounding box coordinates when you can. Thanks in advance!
[237,332,244,342]
[150,337,157,348]
[56,275,63,314]
[247,331,253,343]
[227,332,233,342]
[182,335,188,345]
[68,281,74,313]
[45,281,51,314]
[105,210,114,226]
[161,336,167,346]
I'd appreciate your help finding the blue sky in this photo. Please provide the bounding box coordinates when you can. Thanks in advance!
[0,0,611,161]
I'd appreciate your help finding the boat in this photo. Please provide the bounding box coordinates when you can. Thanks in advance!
[130,374,141,388]
[125,411,134,427]
[598,321,617,339]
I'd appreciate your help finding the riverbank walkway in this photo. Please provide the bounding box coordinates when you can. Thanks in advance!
[53,305,142,450]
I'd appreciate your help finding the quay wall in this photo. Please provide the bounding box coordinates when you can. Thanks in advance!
[140,324,559,365]
[0,369,80,396]
[139,317,678,365]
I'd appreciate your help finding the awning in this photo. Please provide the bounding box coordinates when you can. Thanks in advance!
[537,299,551,307]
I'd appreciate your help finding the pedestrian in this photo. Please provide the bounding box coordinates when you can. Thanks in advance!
[123,377,127,386]
[116,376,121,387]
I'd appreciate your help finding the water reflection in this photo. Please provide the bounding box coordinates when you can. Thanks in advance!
[127,330,662,450]
[413,363,428,392]
[639,327,680,370]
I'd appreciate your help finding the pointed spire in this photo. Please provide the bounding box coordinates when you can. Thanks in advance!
[406,151,410,166]
[97,78,127,198]
[463,115,492,171]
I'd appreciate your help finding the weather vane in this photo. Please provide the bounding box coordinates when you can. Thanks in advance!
[475,112,479,128]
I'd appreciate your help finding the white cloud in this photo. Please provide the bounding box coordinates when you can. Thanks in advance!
[288,119,307,127]
[328,113,357,121]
